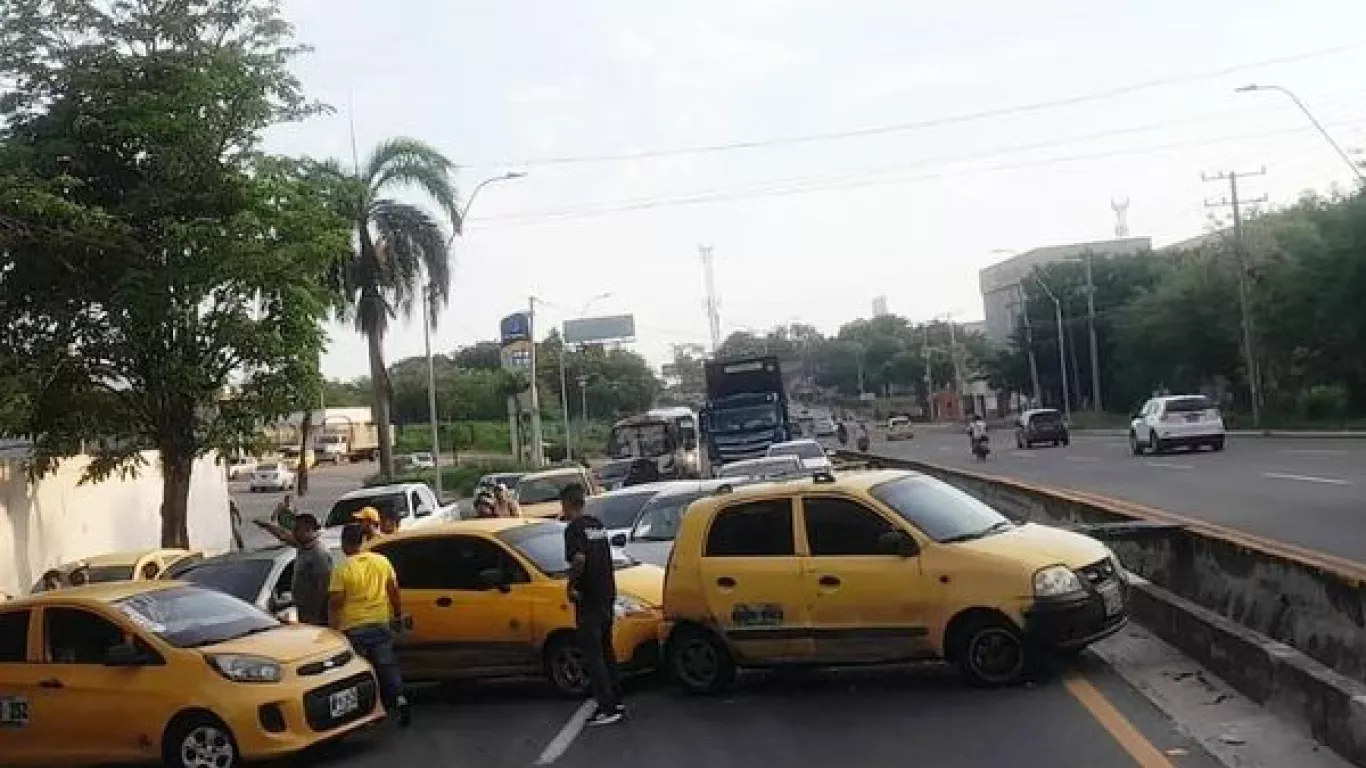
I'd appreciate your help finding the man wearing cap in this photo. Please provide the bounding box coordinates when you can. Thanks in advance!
[352,506,382,541]
[492,483,521,518]
[329,523,410,726]
[254,513,334,627]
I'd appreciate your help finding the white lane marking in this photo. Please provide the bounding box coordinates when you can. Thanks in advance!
[1065,456,1101,463]
[1144,461,1194,471]
[1261,472,1354,486]
[534,700,595,765]
[938,446,953,453]
[1279,449,1349,457]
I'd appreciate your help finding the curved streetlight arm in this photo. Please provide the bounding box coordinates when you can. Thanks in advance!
[1237,84,1363,183]
[447,171,528,247]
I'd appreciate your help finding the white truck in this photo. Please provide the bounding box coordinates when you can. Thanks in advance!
[318,482,458,546]
[317,423,389,463]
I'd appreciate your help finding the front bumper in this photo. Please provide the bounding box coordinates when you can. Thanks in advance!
[215,660,384,760]
[1022,584,1129,650]
[612,610,666,673]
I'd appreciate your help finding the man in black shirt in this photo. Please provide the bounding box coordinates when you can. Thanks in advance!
[561,482,624,726]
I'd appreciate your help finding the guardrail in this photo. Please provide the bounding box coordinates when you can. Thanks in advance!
[834,450,1366,766]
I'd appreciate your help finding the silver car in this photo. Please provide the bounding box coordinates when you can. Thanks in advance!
[164,545,341,623]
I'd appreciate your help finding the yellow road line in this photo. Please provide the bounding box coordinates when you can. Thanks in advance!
[1063,671,1176,768]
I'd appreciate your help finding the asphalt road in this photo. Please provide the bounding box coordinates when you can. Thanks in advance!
[230,461,377,548]
[870,426,1366,564]
[286,656,1221,768]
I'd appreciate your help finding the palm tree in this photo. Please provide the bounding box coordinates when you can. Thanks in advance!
[338,139,460,479]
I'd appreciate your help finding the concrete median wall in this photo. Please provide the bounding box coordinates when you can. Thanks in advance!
[838,450,1366,764]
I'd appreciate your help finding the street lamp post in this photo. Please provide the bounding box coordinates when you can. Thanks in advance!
[560,293,612,462]
[424,171,526,498]
[1032,268,1071,422]
[1236,84,1364,184]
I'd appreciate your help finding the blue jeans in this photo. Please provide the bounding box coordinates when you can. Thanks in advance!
[344,624,404,713]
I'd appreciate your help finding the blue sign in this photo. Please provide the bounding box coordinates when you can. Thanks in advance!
[500,312,531,345]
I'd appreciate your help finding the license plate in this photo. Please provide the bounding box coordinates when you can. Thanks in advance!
[1185,414,1200,422]
[328,687,359,718]
[1099,583,1123,616]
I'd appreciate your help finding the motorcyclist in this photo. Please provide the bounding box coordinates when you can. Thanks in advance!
[836,421,849,446]
[968,414,989,451]
[856,422,870,452]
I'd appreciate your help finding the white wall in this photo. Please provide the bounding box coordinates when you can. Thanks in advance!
[0,451,231,598]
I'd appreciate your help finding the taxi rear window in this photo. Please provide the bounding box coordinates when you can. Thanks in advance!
[705,499,794,557]
[0,610,29,662]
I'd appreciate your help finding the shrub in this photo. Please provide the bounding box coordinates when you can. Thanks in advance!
[1297,384,1348,421]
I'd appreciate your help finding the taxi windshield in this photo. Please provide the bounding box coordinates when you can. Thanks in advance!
[869,475,1012,543]
[114,585,278,648]
[709,405,778,432]
[499,522,634,576]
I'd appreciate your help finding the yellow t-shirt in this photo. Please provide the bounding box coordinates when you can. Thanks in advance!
[328,551,396,632]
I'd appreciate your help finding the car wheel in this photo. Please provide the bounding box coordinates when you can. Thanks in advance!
[669,625,737,694]
[953,615,1031,688]
[1062,435,1070,447]
[1129,432,1143,456]
[163,712,240,768]
[1212,438,1225,452]
[543,634,591,698]
[1149,430,1163,455]
[1016,437,1024,449]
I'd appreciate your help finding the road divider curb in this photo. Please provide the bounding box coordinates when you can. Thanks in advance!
[1126,574,1366,767]
[1070,429,1366,439]
[836,449,1366,766]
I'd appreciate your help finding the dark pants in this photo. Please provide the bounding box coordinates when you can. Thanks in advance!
[575,603,622,710]
[345,623,405,713]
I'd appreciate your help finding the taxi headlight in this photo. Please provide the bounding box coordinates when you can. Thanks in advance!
[613,594,652,618]
[1033,565,1084,598]
[208,654,283,683]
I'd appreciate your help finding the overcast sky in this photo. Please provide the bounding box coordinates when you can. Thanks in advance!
[265,0,1366,380]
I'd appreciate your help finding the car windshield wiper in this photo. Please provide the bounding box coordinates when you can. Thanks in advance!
[940,521,1014,544]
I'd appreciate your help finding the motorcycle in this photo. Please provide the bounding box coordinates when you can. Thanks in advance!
[856,432,870,452]
[971,435,990,461]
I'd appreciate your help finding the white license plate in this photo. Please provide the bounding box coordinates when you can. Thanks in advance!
[1099,583,1123,616]
[328,687,359,718]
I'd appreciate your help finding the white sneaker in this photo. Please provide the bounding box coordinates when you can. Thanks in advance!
[587,709,623,727]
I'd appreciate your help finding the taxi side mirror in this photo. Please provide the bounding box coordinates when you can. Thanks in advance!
[104,642,151,667]
[878,530,919,558]
[479,568,512,594]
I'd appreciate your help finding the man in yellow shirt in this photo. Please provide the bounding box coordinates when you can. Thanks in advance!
[329,523,410,726]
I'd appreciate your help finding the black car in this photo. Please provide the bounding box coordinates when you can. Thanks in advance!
[1015,408,1070,448]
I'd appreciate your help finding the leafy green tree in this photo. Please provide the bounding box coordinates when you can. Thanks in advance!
[334,139,459,479]
[0,0,347,546]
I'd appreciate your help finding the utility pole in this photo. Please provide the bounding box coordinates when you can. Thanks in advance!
[1016,285,1042,407]
[421,285,442,499]
[527,296,545,466]
[700,245,722,355]
[947,315,965,417]
[922,325,933,420]
[1204,168,1268,428]
[559,341,573,462]
[1083,253,1102,412]
[578,375,589,425]
[1032,269,1070,422]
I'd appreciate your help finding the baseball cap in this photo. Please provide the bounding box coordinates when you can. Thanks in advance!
[353,507,381,525]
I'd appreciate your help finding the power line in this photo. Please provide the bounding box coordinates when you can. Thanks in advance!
[478,121,1351,227]
[462,42,1366,169]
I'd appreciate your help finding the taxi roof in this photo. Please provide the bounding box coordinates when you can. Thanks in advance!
[3,579,181,610]
[704,468,919,503]
[55,548,191,570]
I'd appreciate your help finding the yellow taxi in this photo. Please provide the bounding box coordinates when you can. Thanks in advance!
[0,581,382,767]
[365,518,665,696]
[514,466,599,519]
[662,470,1128,692]
[31,549,206,592]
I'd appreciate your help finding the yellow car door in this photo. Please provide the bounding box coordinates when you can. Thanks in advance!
[696,497,814,664]
[0,607,45,763]
[797,495,934,663]
[376,534,535,681]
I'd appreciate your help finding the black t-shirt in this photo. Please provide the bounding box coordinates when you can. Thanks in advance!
[564,515,616,608]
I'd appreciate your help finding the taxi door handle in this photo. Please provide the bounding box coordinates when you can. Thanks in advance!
[716,577,736,589]
[435,597,453,608]
[38,678,63,689]
[818,576,841,587]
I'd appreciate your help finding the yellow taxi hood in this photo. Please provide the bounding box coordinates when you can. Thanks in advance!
[197,623,347,663]
[615,563,665,607]
[950,522,1108,571]
[520,501,561,519]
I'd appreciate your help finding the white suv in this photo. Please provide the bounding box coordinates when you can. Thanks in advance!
[1130,395,1226,455]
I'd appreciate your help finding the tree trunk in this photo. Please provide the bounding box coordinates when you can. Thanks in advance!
[369,330,395,479]
[159,450,193,548]
[296,407,313,496]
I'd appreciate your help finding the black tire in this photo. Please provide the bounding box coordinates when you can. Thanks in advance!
[1212,438,1225,452]
[1061,435,1070,447]
[669,625,737,694]
[1149,430,1163,455]
[1053,440,1060,447]
[162,712,240,768]
[1129,432,1143,456]
[952,615,1031,688]
[543,633,591,698]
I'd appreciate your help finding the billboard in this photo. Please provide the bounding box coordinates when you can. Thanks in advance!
[564,314,636,345]
[500,312,531,345]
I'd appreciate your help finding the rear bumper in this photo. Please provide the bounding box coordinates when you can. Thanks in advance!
[1153,430,1224,445]
[1022,587,1128,650]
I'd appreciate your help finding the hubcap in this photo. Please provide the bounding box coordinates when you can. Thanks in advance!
[553,646,589,693]
[676,638,719,687]
[968,628,1024,683]
[180,725,233,768]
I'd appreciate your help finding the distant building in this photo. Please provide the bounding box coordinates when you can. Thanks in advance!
[872,296,889,317]
[979,237,1152,346]
[959,320,986,337]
